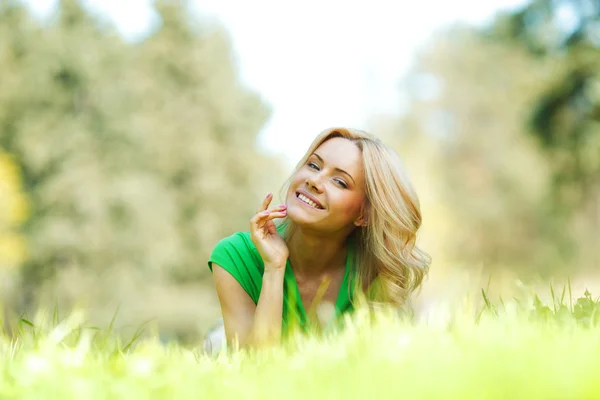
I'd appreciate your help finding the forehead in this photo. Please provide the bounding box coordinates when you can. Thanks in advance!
[312,137,363,177]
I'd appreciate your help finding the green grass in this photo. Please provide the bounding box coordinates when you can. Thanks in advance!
[1,285,600,399]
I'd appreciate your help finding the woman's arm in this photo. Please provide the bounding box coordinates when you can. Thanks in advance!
[212,193,288,349]
[212,261,286,348]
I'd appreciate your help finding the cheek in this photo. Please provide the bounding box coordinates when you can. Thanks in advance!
[332,193,364,220]
[288,172,305,191]
[290,170,308,187]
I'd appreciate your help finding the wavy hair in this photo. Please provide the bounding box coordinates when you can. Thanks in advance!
[278,128,431,307]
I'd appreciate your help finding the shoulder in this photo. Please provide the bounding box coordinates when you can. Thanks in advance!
[207,231,264,303]
[208,231,259,271]
[209,223,287,270]
[214,231,253,250]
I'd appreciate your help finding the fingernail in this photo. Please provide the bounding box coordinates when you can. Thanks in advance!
[266,192,272,198]
[278,204,287,209]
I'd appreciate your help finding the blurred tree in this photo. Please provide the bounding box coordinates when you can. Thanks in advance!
[491,0,600,54]
[385,26,571,279]
[129,0,280,281]
[0,150,28,270]
[385,0,600,278]
[0,0,135,291]
[0,0,285,315]
[490,0,600,271]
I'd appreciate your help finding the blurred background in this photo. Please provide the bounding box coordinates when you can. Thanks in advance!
[0,0,599,344]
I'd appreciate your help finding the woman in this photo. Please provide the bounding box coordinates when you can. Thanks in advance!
[207,127,431,350]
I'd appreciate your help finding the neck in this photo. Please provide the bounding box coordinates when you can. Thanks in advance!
[286,227,350,279]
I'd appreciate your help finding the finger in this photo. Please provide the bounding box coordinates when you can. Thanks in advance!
[258,193,273,213]
[251,204,285,223]
[264,211,286,236]
[257,212,286,237]
[263,210,287,221]
[250,209,274,232]
[250,209,286,230]
[250,211,266,230]
[265,219,279,235]
[265,204,287,213]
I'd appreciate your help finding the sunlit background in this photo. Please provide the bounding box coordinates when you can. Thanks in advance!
[1,0,599,343]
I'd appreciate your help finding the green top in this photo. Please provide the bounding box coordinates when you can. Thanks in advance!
[207,226,356,334]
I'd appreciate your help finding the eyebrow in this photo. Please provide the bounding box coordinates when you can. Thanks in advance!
[312,153,356,185]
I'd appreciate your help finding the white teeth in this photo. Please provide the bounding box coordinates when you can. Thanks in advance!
[298,194,320,209]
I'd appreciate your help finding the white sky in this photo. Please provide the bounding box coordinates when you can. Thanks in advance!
[28,0,528,165]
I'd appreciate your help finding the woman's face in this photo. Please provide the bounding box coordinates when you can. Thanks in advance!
[285,137,367,233]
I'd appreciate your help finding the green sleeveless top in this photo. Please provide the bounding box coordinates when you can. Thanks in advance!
[207,227,356,334]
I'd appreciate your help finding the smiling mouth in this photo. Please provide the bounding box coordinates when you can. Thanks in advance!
[296,192,324,209]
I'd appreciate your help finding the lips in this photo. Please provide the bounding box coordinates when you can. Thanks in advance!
[295,190,324,210]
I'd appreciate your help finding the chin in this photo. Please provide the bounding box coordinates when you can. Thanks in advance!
[286,203,312,224]
[285,203,323,227]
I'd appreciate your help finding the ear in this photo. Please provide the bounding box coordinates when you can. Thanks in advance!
[353,202,370,227]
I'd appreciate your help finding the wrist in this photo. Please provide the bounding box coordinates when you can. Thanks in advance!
[263,262,286,276]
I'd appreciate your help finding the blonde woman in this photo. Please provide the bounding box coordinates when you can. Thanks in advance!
[207,127,431,350]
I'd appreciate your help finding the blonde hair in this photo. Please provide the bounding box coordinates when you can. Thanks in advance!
[278,128,431,307]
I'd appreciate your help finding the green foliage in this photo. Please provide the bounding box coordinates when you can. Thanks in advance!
[0,0,285,322]
[490,0,600,264]
[480,280,600,328]
[0,150,28,269]
[388,0,600,277]
[389,27,568,276]
[491,0,600,54]
[1,289,600,398]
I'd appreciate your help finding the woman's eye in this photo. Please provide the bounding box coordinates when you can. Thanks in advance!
[308,162,319,170]
[335,179,348,188]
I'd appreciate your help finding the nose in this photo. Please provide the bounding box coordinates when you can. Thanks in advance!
[305,174,324,193]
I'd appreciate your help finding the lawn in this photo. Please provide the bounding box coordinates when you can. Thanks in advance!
[1,286,599,399]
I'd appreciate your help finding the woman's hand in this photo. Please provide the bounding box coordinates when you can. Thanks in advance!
[250,193,289,270]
